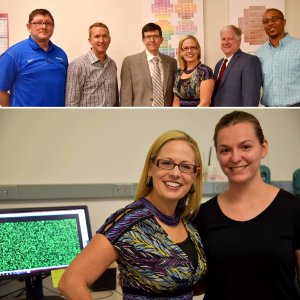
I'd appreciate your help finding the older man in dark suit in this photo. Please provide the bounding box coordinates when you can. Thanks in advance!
[120,23,177,107]
[212,25,262,107]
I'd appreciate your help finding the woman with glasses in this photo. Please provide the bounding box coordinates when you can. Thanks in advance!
[173,35,214,107]
[194,111,300,299]
[59,130,207,299]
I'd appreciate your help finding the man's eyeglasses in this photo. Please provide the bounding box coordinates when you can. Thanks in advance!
[262,16,283,25]
[154,159,198,174]
[182,46,198,52]
[30,21,54,27]
[143,35,161,41]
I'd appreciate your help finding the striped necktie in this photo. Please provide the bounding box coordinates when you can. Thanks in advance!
[151,57,164,107]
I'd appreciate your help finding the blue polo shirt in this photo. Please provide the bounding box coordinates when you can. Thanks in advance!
[0,36,68,107]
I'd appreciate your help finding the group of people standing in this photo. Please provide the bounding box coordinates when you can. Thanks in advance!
[0,8,299,107]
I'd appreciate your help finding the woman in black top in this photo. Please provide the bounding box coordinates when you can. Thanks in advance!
[194,110,300,300]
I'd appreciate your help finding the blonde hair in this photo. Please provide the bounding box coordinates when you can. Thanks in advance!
[135,130,202,218]
[177,35,201,70]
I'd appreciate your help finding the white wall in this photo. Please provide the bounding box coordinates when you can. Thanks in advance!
[1,0,300,72]
[1,108,299,231]
[0,108,299,186]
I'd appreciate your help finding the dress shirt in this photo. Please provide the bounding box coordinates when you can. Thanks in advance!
[216,55,233,79]
[65,50,118,107]
[145,50,165,107]
[256,34,300,106]
[145,50,165,84]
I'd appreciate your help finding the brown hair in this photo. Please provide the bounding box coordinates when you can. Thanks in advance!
[28,9,54,25]
[264,8,285,19]
[213,111,265,148]
[88,22,110,38]
[142,23,162,39]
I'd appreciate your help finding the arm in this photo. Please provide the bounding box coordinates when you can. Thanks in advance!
[114,78,120,107]
[194,278,206,295]
[241,56,263,106]
[120,57,133,106]
[0,53,18,107]
[0,91,10,106]
[58,234,118,300]
[172,95,181,106]
[296,249,300,291]
[198,79,215,107]
[65,63,82,107]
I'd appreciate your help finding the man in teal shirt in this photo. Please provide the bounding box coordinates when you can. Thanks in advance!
[256,8,300,107]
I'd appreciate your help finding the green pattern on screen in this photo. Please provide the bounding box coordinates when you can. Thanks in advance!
[0,218,81,272]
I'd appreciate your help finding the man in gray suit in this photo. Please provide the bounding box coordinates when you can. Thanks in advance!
[212,25,262,107]
[120,23,177,106]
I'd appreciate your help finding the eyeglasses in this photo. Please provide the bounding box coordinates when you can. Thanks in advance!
[154,159,198,174]
[30,21,54,27]
[262,16,283,25]
[182,46,198,52]
[143,35,161,41]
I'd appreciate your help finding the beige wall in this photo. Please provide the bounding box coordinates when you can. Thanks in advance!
[1,0,299,71]
[0,109,299,185]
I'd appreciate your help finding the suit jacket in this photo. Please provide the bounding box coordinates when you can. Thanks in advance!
[212,49,262,107]
[120,50,177,106]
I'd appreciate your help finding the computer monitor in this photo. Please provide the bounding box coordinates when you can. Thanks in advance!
[0,205,92,300]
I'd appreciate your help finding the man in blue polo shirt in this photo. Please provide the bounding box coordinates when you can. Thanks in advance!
[0,9,68,107]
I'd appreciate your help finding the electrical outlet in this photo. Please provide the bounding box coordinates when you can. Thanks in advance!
[0,186,17,199]
[113,184,134,198]
[213,182,228,193]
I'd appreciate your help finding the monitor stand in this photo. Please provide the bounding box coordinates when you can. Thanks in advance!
[25,276,64,300]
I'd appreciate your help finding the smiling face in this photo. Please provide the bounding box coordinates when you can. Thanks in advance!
[142,29,163,56]
[216,122,268,185]
[147,140,198,207]
[262,9,286,41]
[89,26,111,58]
[27,14,54,44]
[180,37,200,66]
[220,30,241,58]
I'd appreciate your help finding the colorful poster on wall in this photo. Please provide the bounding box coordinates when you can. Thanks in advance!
[144,0,204,60]
[229,0,285,54]
[0,14,9,55]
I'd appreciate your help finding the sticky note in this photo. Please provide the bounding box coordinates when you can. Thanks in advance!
[51,269,66,288]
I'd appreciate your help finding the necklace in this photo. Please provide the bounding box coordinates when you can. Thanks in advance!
[141,198,181,227]
[183,61,201,74]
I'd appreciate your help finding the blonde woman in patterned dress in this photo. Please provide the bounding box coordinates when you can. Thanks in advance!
[59,130,207,299]
[173,35,214,107]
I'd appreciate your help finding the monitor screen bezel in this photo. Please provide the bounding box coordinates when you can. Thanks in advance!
[0,205,92,280]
